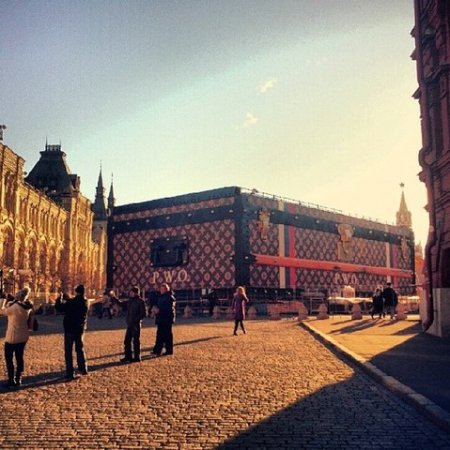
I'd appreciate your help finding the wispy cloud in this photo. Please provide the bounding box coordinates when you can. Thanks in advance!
[259,78,277,94]
[242,112,258,128]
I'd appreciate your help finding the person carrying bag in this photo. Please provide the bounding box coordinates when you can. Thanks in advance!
[0,287,34,388]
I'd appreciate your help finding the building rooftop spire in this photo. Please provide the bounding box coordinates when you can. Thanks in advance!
[25,142,80,201]
[92,165,107,221]
[108,173,115,212]
[396,183,412,228]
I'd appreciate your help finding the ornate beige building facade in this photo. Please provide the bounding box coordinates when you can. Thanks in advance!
[0,142,110,302]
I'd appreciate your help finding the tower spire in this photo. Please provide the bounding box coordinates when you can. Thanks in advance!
[92,165,107,221]
[108,173,115,213]
[396,182,412,228]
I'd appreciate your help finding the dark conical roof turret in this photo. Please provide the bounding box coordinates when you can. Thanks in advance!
[108,174,115,212]
[25,143,80,200]
[92,167,108,221]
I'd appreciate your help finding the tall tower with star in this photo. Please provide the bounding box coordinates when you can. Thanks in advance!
[396,183,412,229]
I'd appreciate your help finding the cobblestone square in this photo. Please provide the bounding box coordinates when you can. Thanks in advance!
[1,317,449,449]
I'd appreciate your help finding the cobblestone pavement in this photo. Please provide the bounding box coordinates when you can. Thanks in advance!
[0,317,449,449]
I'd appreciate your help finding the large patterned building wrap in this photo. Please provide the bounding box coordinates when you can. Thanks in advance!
[0,142,108,301]
[108,187,415,298]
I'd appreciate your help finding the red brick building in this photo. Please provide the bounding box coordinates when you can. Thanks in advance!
[413,0,450,335]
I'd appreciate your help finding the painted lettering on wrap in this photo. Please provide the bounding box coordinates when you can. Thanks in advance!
[333,272,359,286]
[150,269,190,284]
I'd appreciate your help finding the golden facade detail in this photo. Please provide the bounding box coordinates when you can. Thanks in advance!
[337,223,354,262]
[258,208,270,241]
[0,143,107,301]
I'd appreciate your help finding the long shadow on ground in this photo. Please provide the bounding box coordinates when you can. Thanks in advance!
[217,375,450,450]
[369,332,450,413]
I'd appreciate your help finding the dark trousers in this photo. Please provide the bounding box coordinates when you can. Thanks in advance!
[234,320,246,334]
[124,323,141,359]
[153,323,173,355]
[64,332,87,376]
[4,342,26,381]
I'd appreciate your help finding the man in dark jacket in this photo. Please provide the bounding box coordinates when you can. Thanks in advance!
[382,281,398,319]
[152,283,176,356]
[120,286,146,363]
[55,284,89,380]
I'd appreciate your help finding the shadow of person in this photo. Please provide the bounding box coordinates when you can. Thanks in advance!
[0,370,68,393]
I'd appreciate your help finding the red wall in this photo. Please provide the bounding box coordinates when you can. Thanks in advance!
[414,0,450,289]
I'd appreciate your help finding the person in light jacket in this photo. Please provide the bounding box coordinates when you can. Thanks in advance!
[0,287,34,388]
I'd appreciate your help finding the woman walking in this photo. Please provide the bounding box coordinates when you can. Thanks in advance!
[371,288,384,319]
[0,287,34,388]
[232,286,249,335]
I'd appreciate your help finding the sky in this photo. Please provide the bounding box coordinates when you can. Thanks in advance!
[1,0,428,245]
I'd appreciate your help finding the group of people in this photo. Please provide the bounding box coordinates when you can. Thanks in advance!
[0,283,251,388]
[371,282,399,320]
[120,283,176,363]
[0,283,177,387]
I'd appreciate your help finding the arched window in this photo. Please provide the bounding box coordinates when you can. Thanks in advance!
[29,240,37,273]
[4,174,15,214]
[39,243,47,274]
[3,228,14,267]
[17,236,25,269]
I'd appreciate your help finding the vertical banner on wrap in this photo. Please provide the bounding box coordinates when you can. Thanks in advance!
[278,200,286,288]
[385,224,392,284]
[286,203,297,288]
[390,242,397,286]
[277,200,297,289]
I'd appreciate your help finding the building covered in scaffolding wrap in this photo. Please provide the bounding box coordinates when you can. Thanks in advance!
[108,187,415,302]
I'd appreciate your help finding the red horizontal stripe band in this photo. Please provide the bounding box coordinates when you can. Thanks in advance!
[253,254,413,278]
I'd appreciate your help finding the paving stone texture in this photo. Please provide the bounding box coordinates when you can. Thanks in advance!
[0,316,449,449]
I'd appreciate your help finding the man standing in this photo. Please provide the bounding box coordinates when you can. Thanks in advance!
[382,281,398,320]
[121,286,146,363]
[56,285,89,380]
[152,284,176,356]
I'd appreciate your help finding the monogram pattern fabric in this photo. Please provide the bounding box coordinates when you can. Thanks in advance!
[112,220,235,292]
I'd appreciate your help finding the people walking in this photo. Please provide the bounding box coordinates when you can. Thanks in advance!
[120,287,146,363]
[382,282,398,319]
[55,285,90,380]
[0,287,34,388]
[152,284,176,356]
[371,288,384,319]
[232,286,249,335]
